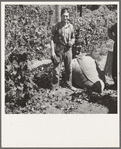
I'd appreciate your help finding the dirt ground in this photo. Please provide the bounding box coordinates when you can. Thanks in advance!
[5,53,118,114]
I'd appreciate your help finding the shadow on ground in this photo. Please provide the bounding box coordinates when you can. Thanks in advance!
[71,90,117,114]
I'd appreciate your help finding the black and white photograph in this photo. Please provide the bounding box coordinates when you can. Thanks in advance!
[4,3,118,114]
[1,1,120,148]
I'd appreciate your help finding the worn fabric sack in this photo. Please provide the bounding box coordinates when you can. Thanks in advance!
[72,55,105,93]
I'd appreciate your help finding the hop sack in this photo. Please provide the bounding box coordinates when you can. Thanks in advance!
[72,55,105,93]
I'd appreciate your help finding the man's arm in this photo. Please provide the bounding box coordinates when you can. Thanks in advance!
[67,25,75,47]
[50,40,55,57]
[71,25,75,45]
[50,26,56,57]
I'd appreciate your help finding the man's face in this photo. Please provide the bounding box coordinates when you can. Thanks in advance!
[61,12,69,23]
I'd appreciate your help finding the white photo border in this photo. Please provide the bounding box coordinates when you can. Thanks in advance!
[1,1,120,148]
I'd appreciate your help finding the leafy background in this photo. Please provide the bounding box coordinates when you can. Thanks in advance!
[5,5,117,114]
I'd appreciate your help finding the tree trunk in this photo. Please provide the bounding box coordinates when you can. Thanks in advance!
[55,5,61,23]
[79,5,82,17]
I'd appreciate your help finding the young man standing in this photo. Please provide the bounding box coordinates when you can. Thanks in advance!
[50,8,76,91]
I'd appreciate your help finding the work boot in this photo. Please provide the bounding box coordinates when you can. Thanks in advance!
[65,83,77,91]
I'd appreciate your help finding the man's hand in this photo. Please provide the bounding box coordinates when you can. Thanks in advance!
[51,53,60,65]
[51,52,56,58]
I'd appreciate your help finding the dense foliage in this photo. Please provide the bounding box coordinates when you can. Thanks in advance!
[72,5,117,54]
[5,5,117,58]
[5,5,117,114]
[5,5,77,60]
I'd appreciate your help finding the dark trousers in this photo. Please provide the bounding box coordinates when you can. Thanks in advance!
[52,45,72,89]
[112,42,117,86]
